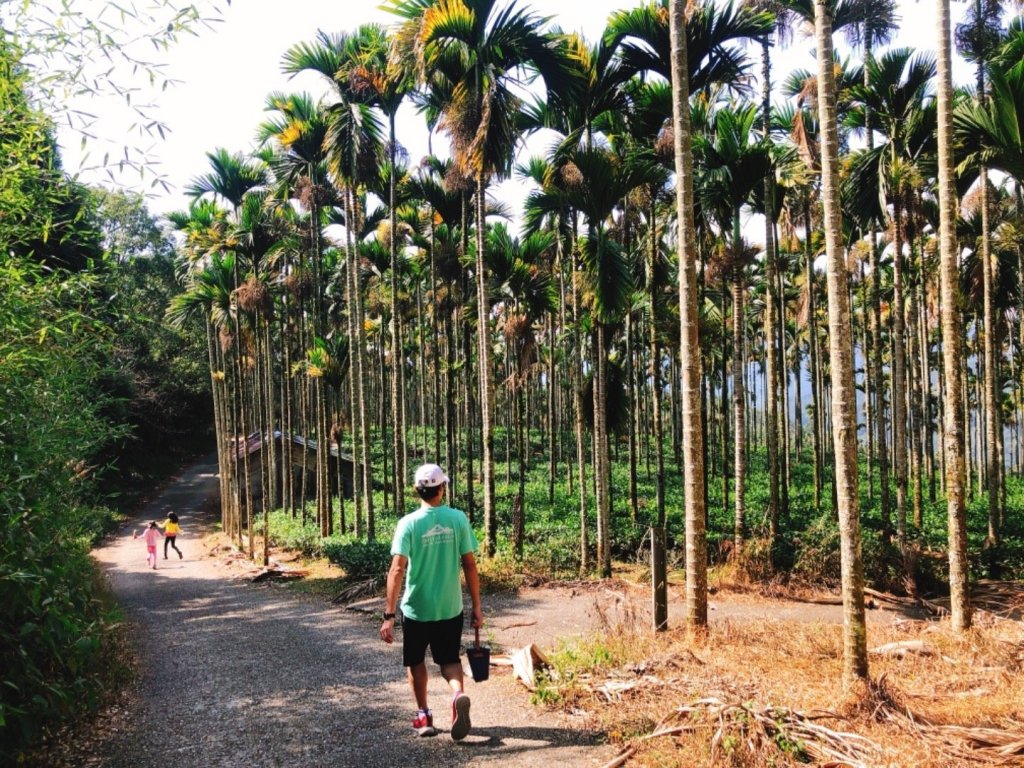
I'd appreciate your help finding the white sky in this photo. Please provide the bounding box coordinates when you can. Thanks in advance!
[56,0,974,223]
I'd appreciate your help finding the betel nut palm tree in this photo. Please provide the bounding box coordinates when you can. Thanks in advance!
[384,0,573,557]
[669,0,708,632]
[787,0,899,543]
[812,0,868,686]
[745,0,797,537]
[257,92,337,537]
[956,22,1024,550]
[518,153,594,573]
[184,149,269,546]
[847,47,937,544]
[282,31,384,539]
[166,202,238,540]
[342,23,414,515]
[559,145,663,577]
[485,222,556,557]
[694,104,772,551]
[937,0,972,634]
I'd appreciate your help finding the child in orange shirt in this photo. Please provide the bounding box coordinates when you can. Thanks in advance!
[158,511,183,560]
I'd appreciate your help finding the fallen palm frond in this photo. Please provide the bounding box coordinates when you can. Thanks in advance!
[924,724,1024,762]
[867,676,1024,765]
[863,586,947,617]
[641,697,884,767]
[331,576,383,604]
[598,746,636,768]
[595,675,676,701]
[250,566,308,583]
[970,581,1024,620]
[869,639,942,659]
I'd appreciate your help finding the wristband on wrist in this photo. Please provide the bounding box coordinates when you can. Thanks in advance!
[383,612,396,620]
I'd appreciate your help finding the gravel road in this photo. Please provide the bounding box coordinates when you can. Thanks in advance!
[83,456,615,768]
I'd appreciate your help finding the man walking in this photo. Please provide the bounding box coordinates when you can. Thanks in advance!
[380,463,483,740]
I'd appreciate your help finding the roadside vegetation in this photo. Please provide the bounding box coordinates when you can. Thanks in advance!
[0,35,211,763]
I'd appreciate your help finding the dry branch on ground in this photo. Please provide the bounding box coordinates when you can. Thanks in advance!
[644,697,884,767]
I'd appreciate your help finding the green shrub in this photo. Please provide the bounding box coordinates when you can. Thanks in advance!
[266,510,327,557]
[0,259,127,760]
[0,531,120,758]
[790,515,842,587]
[324,538,392,577]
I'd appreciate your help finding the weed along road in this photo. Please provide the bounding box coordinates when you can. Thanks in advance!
[86,455,612,768]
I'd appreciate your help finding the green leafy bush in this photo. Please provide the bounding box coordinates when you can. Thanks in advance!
[790,515,842,587]
[266,510,327,557]
[323,538,392,577]
[1,259,127,760]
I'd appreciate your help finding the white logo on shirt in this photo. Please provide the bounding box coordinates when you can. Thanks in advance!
[422,524,454,544]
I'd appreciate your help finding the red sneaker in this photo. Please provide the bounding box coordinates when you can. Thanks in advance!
[451,693,471,741]
[412,709,436,737]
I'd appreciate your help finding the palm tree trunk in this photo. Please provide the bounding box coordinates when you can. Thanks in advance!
[416,280,427,461]
[280,307,294,518]
[670,0,707,630]
[345,189,362,538]
[514,384,525,559]
[388,116,406,515]
[909,283,924,530]
[758,37,783,540]
[893,202,908,544]
[815,0,868,684]
[379,335,389,516]
[980,170,1001,547]
[649,200,666,530]
[463,308,476,520]
[445,312,456,498]
[207,321,230,530]
[258,314,272,563]
[936,0,971,632]
[626,309,639,523]
[861,262,874,503]
[920,277,935,508]
[430,221,442,463]
[573,251,589,575]
[352,192,374,539]
[475,175,496,557]
[869,233,891,536]
[595,321,612,578]
[804,195,823,511]
[794,353,803,456]
[721,275,731,518]
[547,312,557,504]
[733,274,746,550]
[557,236,573,497]
[308,201,330,538]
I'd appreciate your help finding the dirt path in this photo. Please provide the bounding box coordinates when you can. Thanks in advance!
[80,456,614,768]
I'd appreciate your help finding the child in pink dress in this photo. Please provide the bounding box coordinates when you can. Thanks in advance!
[133,521,164,569]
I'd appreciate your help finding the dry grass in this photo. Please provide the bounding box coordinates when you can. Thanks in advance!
[541,602,1024,768]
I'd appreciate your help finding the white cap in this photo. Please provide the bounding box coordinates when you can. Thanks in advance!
[413,463,449,489]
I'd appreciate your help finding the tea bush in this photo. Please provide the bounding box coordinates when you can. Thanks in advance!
[323,538,393,577]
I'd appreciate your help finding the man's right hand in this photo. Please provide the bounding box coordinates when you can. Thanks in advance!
[380,618,395,644]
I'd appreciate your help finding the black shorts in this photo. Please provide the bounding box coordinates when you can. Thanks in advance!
[402,613,464,667]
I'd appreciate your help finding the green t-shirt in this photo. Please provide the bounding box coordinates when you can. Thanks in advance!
[391,503,478,622]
